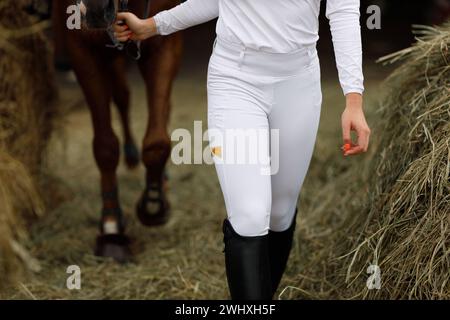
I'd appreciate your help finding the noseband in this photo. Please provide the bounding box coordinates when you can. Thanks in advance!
[105,0,151,60]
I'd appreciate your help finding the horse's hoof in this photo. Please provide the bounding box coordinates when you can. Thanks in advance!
[124,142,140,169]
[136,192,170,227]
[95,234,132,263]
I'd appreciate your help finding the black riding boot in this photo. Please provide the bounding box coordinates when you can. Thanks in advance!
[268,209,298,297]
[222,219,272,300]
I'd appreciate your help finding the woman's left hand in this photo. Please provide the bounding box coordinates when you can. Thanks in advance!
[341,93,371,156]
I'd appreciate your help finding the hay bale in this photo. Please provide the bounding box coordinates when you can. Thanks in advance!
[0,0,55,286]
[290,22,450,300]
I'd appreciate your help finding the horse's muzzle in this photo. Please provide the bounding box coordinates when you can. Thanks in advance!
[79,0,117,30]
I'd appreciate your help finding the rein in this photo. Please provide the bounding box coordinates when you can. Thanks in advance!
[106,0,151,60]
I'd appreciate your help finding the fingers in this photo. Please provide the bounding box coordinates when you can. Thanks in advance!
[113,22,131,42]
[341,97,371,156]
[357,126,370,153]
[116,12,129,22]
[113,23,128,33]
[115,31,133,42]
[341,126,371,156]
[341,118,352,152]
[341,118,359,156]
[344,144,364,156]
[113,13,130,32]
[113,13,135,42]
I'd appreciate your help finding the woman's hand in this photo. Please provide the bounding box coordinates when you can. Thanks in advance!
[113,12,157,42]
[341,93,371,156]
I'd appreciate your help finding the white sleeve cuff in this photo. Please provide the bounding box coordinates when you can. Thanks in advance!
[343,87,364,96]
[153,11,169,35]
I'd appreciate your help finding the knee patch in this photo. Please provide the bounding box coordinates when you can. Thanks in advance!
[229,203,270,237]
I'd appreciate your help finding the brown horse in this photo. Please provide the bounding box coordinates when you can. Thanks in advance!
[53,0,183,262]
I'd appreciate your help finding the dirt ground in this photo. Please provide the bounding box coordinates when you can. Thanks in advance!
[2,46,390,299]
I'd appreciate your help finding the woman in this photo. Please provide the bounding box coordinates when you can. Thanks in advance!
[114,0,370,300]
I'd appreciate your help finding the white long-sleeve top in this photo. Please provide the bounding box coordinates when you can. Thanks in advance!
[154,0,364,95]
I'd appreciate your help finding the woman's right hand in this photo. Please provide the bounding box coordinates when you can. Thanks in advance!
[113,12,157,42]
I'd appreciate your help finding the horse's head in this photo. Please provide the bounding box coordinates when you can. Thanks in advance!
[79,0,120,29]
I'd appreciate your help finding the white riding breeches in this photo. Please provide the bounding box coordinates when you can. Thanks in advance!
[207,38,322,237]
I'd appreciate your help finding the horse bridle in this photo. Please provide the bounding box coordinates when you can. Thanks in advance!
[106,0,151,60]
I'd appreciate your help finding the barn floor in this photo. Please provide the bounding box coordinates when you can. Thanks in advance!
[2,52,390,299]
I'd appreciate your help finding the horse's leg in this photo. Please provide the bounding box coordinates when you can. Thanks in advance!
[52,0,71,70]
[111,56,140,169]
[135,35,183,226]
[67,40,131,262]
